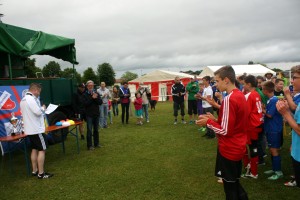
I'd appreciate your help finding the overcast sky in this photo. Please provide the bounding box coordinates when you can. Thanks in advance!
[1,0,300,77]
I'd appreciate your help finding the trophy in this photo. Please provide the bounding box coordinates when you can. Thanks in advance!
[9,112,18,136]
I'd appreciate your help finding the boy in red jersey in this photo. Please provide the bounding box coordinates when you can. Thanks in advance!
[242,75,263,179]
[196,66,248,200]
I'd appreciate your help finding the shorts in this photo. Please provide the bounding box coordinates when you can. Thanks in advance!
[266,131,282,148]
[28,133,48,151]
[135,109,143,118]
[215,149,242,182]
[188,100,198,115]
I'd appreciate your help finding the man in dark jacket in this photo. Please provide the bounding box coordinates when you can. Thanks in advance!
[171,76,186,124]
[72,83,86,140]
[82,80,103,150]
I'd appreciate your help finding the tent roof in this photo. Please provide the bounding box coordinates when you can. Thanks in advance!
[199,64,276,78]
[0,23,77,64]
[129,70,196,83]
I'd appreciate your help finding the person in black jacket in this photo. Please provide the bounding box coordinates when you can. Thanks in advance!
[171,76,186,124]
[72,83,86,140]
[82,80,103,150]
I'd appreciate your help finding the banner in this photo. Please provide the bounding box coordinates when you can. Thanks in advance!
[0,85,29,154]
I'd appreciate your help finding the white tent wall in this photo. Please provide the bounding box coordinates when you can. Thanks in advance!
[199,64,276,78]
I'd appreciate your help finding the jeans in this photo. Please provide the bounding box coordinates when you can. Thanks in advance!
[99,104,108,127]
[112,103,119,116]
[108,111,112,124]
[121,103,130,123]
[142,104,149,121]
[86,116,100,148]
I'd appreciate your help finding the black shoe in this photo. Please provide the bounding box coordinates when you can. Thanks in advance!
[38,172,53,179]
[32,171,38,176]
[206,134,216,139]
[81,135,85,140]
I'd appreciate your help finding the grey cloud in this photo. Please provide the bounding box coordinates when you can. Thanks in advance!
[2,0,300,76]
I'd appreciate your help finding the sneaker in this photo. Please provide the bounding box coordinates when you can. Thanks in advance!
[199,127,206,132]
[241,164,251,178]
[181,120,187,124]
[263,154,267,158]
[147,120,150,123]
[258,161,266,166]
[189,120,194,125]
[32,171,38,176]
[174,121,177,125]
[290,175,295,179]
[245,173,258,179]
[139,121,143,125]
[95,145,102,148]
[81,135,85,140]
[268,172,283,180]
[38,172,54,179]
[284,179,297,187]
[88,146,95,151]
[264,170,274,175]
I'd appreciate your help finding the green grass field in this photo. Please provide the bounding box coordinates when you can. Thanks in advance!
[0,102,299,199]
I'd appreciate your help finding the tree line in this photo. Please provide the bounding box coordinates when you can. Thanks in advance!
[25,58,139,86]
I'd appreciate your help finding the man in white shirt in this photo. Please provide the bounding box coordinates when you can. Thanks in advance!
[20,83,53,179]
[97,82,111,128]
[200,76,215,138]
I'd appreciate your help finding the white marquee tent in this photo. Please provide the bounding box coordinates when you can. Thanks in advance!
[199,64,276,78]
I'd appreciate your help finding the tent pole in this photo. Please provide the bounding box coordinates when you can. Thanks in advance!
[72,63,75,80]
[8,53,12,80]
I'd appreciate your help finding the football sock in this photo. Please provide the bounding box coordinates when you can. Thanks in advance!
[272,155,281,172]
[250,156,258,176]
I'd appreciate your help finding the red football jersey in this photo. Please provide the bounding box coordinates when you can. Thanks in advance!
[206,89,248,161]
[245,91,263,141]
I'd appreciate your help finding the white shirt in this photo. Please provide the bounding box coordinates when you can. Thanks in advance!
[20,92,45,135]
[97,87,111,104]
[202,85,213,108]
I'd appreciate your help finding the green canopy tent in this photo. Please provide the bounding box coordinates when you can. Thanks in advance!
[0,23,78,79]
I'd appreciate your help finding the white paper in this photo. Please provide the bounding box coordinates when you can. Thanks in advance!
[45,103,59,114]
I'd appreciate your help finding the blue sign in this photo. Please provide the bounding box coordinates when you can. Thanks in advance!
[0,85,29,154]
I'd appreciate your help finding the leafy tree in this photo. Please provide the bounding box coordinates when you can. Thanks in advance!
[61,67,82,83]
[121,71,138,82]
[82,67,97,84]
[24,58,42,78]
[271,68,282,72]
[96,63,116,86]
[42,61,61,77]
[248,61,267,67]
